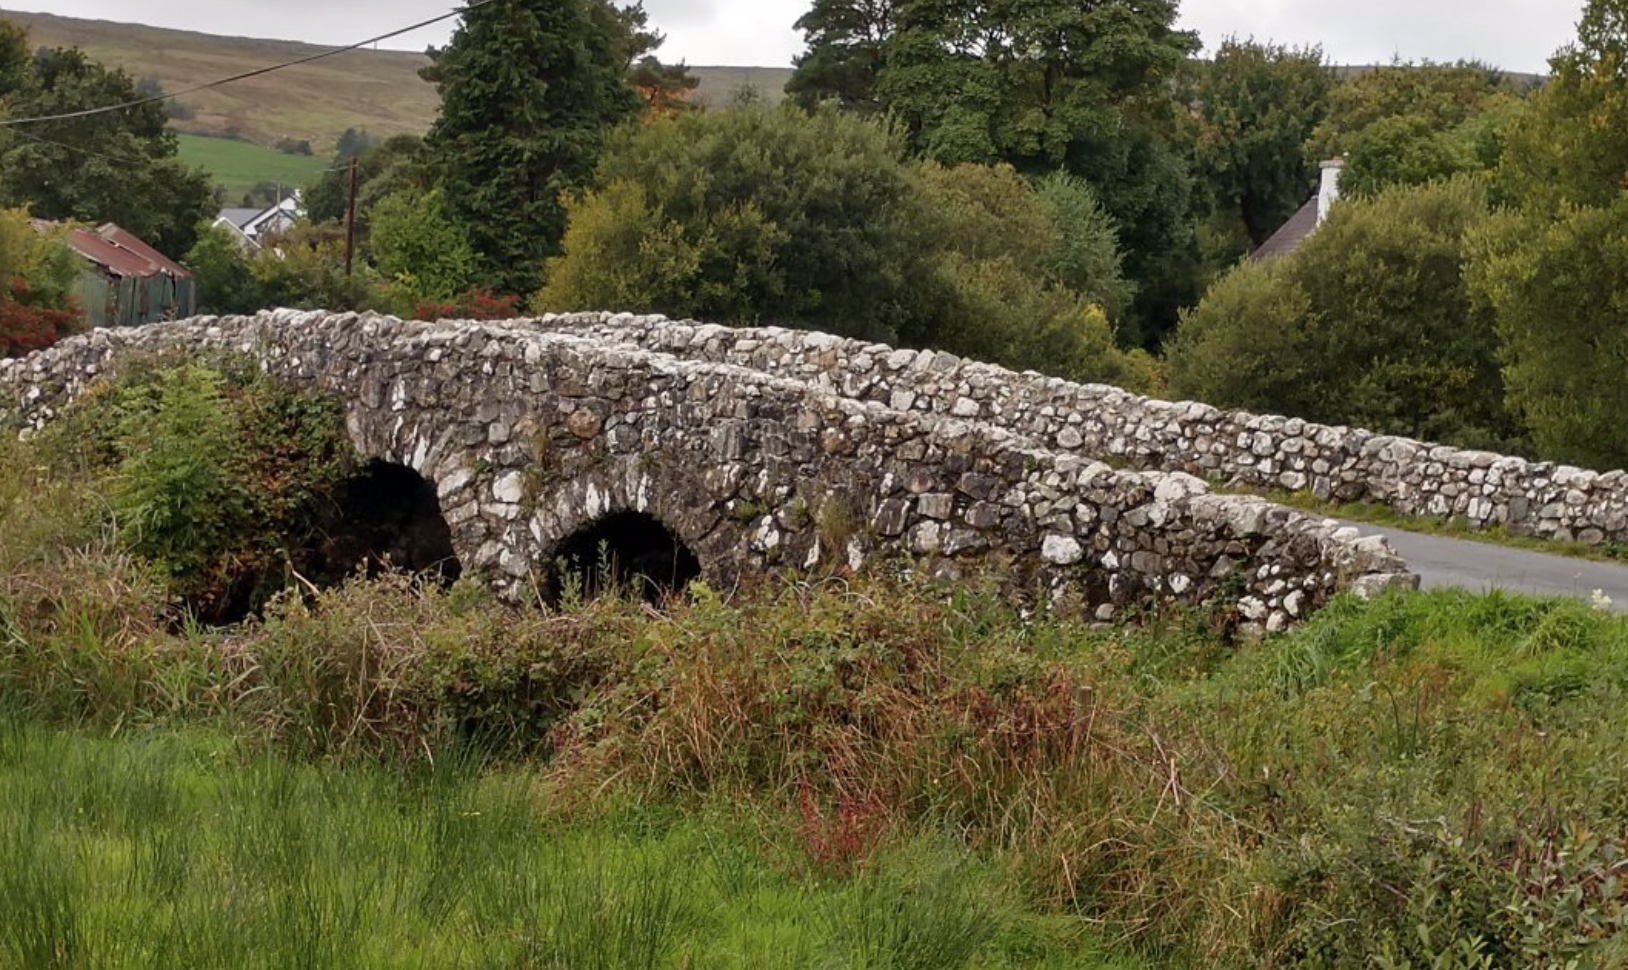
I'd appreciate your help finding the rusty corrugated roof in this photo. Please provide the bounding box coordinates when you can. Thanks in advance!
[63,223,192,280]
[95,224,192,280]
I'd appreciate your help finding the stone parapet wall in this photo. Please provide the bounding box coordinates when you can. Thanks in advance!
[0,311,1415,631]
[530,312,1628,546]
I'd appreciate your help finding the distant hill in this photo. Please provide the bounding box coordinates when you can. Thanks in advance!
[0,10,791,153]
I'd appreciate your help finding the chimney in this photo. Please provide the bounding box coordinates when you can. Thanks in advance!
[1317,157,1345,225]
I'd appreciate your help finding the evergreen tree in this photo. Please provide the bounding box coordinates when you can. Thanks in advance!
[785,0,899,111]
[594,1,698,113]
[423,0,641,296]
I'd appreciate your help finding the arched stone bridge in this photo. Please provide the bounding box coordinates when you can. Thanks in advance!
[0,311,1418,631]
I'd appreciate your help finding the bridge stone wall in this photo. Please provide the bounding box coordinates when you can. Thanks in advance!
[0,311,1414,632]
[531,313,1628,547]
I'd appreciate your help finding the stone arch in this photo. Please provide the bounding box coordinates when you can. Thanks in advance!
[314,459,463,586]
[524,454,743,595]
[549,511,702,603]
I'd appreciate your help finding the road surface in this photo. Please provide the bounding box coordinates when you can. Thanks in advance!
[1334,519,1628,612]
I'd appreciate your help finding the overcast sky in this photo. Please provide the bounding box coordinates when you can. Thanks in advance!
[0,0,1586,73]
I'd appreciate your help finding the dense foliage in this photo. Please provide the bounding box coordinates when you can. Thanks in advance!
[0,207,81,357]
[1188,39,1331,250]
[422,0,643,296]
[536,106,935,344]
[537,107,1153,387]
[0,48,213,257]
[1167,178,1515,448]
[1469,198,1628,469]
[35,359,361,622]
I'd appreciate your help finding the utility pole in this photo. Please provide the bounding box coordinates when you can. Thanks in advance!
[344,156,359,278]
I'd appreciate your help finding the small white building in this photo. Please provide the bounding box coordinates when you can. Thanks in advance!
[213,195,303,251]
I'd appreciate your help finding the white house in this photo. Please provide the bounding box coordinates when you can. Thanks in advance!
[213,194,303,251]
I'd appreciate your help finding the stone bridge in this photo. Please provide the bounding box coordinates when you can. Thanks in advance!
[0,311,1419,631]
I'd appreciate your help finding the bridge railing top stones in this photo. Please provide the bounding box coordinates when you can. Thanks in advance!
[525,312,1628,547]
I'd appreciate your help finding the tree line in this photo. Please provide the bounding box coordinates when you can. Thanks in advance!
[2,0,1626,468]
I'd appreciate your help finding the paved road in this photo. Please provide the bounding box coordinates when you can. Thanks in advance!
[1334,519,1628,612]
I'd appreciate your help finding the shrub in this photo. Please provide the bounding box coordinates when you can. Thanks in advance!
[1167,178,1518,448]
[0,280,77,358]
[368,186,478,312]
[1468,196,1628,469]
[46,359,357,622]
[414,287,521,321]
[536,105,938,345]
[183,224,264,315]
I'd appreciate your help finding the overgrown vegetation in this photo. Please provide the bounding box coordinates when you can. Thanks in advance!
[4,362,1628,968]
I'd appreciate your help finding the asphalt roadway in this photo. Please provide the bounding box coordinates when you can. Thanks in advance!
[1333,518,1628,613]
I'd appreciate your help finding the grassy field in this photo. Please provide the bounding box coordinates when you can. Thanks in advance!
[176,134,333,201]
[0,720,1125,970]
[0,11,789,155]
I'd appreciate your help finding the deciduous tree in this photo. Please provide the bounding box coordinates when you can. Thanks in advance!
[1499,0,1628,209]
[0,48,213,257]
[1469,198,1628,469]
[1190,39,1331,247]
[1168,178,1515,448]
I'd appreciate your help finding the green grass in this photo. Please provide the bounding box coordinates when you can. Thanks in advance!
[176,133,331,202]
[0,719,1127,970]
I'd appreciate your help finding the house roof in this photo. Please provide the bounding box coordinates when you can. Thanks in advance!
[217,208,261,230]
[1251,195,1320,262]
[65,223,192,280]
[95,224,191,279]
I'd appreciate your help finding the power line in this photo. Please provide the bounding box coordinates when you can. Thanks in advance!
[0,0,499,128]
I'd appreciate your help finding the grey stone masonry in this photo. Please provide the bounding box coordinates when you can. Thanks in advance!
[0,311,1418,631]
[531,313,1628,547]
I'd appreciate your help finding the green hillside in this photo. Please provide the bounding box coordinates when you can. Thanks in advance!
[0,9,790,159]
[177,133,333,201]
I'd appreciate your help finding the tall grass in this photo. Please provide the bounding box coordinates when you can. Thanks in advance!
[0,720,1116,970]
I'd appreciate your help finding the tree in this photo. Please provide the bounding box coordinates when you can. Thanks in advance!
[785,0,899,111]
[367,187,478,312]
[784,0,1201,344]
[0,48,213,257]
[916,163,1152,388]
[1499,0,1628,210]
[540,108,1150,385]
[1468,198,1628,469]
[593,0,698,114]
[304,135,428,232]
[423,0,642,296]
[536,106,934,344]
[183,225,264,316]
[1167,178,1516,448]
[1308,61,1522,197]
[0,21,28,101]
[1190,39,1332,248]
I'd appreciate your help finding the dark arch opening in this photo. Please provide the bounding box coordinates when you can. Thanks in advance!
[312,460,463,587]
[550,512,701,605]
